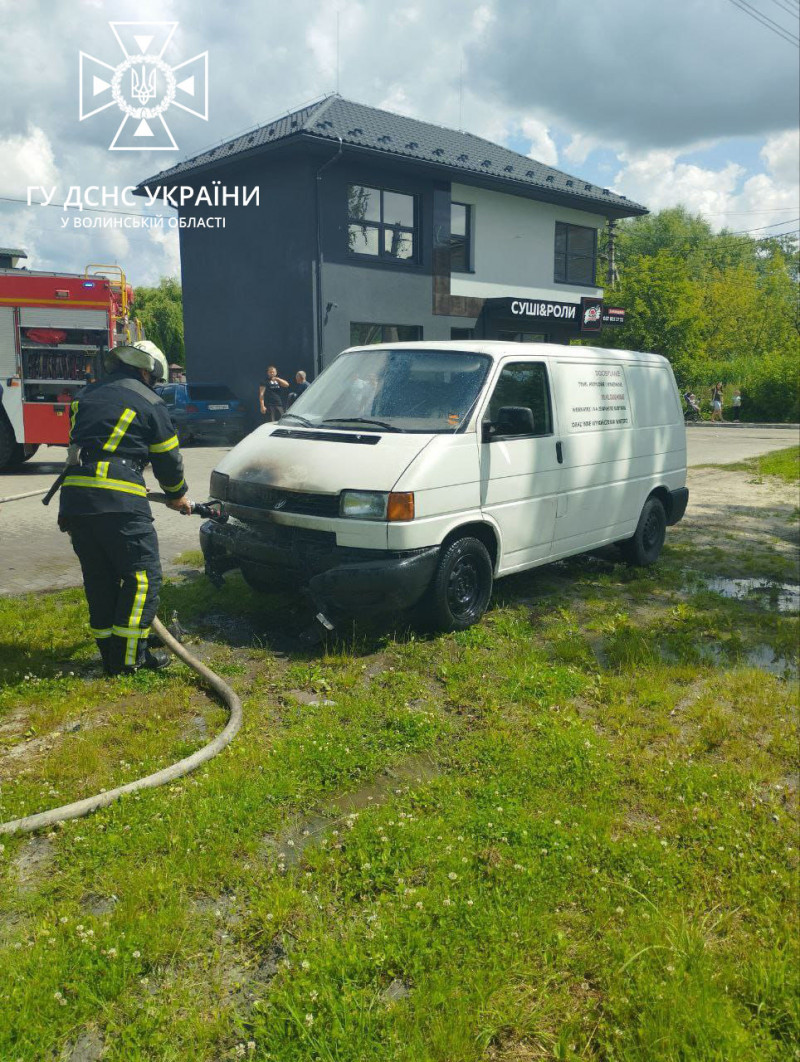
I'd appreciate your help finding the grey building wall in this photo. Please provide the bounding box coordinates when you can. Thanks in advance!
[176,152,317,421]
[317,159,474,364]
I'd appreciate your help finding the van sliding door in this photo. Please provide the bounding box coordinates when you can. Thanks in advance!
[479,360,560,572]
[552,359,635,552]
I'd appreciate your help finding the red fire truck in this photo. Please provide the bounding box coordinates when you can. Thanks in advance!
[0,261,143,471]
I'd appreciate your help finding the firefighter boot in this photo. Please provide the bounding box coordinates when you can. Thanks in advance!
[135,642,172,672]
[105,635,169,675]
[96,638,116,676]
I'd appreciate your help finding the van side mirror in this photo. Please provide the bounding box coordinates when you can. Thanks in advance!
[484,406,535,440]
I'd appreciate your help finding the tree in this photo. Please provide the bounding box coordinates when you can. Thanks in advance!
[133,277,185,365]
[597,250,705,380]
[596,208,799,418]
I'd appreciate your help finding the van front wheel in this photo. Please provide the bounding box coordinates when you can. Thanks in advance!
[426,536,493,632]
[620,497,666,566]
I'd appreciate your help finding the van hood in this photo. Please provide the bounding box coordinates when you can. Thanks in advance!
[213,424,433,495]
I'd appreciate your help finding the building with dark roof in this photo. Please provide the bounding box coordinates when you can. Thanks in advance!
[0,248,27,269]
[136,95,647,419]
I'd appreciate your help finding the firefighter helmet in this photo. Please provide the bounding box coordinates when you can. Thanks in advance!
[108,340,168,383]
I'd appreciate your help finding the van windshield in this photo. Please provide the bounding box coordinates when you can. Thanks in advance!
[281,348,492,433]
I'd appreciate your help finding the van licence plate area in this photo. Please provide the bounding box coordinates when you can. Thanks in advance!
[207,404,229,410]
[227,480,340,517]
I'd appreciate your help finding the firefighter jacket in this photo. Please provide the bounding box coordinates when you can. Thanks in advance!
[59,369,188,517]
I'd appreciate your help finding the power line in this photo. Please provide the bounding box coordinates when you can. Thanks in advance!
[725,0,800,45]
[700,207,799,215]
[0,194,170,219]
[730,217,800,233]
[763,0,800,19]
[733,0,800,39]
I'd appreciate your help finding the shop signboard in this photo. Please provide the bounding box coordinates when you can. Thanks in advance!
[580,296,603,333]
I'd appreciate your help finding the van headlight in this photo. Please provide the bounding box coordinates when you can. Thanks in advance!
[339,490,415,521]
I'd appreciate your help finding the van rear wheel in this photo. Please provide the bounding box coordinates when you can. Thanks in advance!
[424,536,493,632]
[620,497,666,566]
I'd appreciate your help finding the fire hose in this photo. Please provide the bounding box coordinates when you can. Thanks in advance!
[0,496,241,837]
[0,617,242,836]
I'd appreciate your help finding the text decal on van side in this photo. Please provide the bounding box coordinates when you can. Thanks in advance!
[560,363,631,432]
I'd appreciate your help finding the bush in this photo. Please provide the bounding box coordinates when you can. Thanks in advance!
[681,352,799,422]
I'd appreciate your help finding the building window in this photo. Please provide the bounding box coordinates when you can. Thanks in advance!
[484,362,553,437]
[450,202,472,272]
[347,186,417,261]
[554,222,597,285]
[451,327,475,340]
[497,331,547,343]
[350,323,423,345]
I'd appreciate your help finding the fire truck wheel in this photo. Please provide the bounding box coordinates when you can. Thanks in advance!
[14,443,39,466]
[0,419,39,471]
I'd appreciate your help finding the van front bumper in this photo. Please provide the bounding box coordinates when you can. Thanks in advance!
[199,517,439,614]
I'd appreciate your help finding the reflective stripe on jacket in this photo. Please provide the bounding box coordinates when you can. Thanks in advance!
[59,369,188,517]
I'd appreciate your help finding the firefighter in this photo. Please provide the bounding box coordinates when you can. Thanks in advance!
[58,340,192,675]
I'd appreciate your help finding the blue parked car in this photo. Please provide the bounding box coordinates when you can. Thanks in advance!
[156,382,248,445]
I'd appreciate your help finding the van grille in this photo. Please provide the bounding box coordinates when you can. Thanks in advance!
[226,480,340,517]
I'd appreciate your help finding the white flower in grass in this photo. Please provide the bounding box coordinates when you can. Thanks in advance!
[132,950,141,959]
[304,1013,314,1027]
[301,960,310,970]
[448,872,458,881]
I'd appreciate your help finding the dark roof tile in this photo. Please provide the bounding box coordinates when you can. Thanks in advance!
[137,96,646,215]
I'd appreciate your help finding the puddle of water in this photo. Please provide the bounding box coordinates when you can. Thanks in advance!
[695,642,798,678]
[263,753,440,869]
[703,577,799,614]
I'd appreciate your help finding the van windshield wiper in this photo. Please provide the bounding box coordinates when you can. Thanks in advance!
[321,418,404,433]
[279,413,316,428]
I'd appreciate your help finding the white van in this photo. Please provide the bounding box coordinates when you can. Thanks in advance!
[200,342,688,630]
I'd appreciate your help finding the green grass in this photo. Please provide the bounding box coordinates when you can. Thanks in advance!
[0,509,798,1059]
[704,445,800,483]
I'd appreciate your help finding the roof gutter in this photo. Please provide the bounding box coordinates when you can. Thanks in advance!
[314,137,344,376]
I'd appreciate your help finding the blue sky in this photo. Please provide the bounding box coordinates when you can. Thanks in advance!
[1,0,798,283]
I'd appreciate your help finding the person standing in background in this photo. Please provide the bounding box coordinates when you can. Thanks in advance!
[259,365,289,422]
[710,382,724,422]
[732,389,742,421]
[287,370,310,406]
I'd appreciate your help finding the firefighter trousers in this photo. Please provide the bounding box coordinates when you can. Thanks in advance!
[66,513,163,670]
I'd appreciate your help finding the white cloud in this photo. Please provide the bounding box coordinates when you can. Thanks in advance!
[760,129,800,187]
[0,125,58,195]
[147,225,181,279]
[1,0,796,281]
[563,133,600,166]
[611,135,800,233]
[612,150,745,217]
[519,117,557,167]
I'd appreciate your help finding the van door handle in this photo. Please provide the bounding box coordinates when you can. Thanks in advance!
[556,440,563,464]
